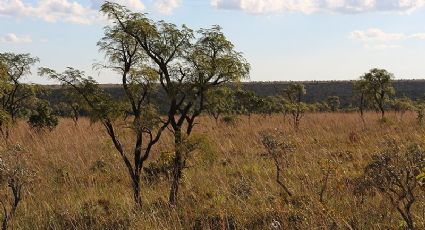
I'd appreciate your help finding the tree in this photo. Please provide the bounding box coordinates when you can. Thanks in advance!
[358,68,395,119]
[0,53,40,136]
[357,140,425,230]
[326,96,340,112]
[283,83,306,130]
[28,100,59,131]
[415,102,425,125]
[233,89,260,120]
[62,89,83,125]
[0,145,33,230]
[353,80,369,127]
[205,86,234,123]
[39,18,170,207]
[391,97,413,121]
[259,131,293,201]
[258,96,284,116]
[101,2,250,205]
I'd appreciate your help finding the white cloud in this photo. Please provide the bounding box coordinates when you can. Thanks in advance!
[0,33,32,44]
[365,43,402,49]
[350,28,406,42]
[154,0,181,14]
[350,28,425,49]
[211,0,425,14]
[89,0,145,11]
[0,0,98,24]
[0,0,147,25]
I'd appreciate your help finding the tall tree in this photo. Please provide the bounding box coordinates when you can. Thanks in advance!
[358,68,395,119]
[40,22,170,206]
[101,2,250,205]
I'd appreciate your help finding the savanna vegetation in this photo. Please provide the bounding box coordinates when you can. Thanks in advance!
[2,2,425,230]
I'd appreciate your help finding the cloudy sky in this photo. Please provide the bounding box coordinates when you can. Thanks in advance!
[1,0,425,83]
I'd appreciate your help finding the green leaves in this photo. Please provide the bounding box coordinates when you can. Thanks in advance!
[28,100,58,131]
[39,67,121,123]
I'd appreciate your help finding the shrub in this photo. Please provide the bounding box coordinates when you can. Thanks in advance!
[221,115,239,126]
[28,101,58,131]
[357,139,425,229]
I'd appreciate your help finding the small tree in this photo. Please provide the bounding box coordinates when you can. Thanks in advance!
[358,140,425,229]
[353,80,368,127]
[62,89,83,125]
[0,53,40,136]
[28,100,59,131]
[259,131,293,200]
[391,97,413,121]
[233,89,260,121]
[358,68,395,119]
[283,83,306,130]
[415,102,425,125]
[326,96,340,112]
[205,86,234,123]
[0,145,33,230]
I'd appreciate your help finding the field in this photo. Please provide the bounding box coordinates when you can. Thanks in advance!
[2,112,425,229]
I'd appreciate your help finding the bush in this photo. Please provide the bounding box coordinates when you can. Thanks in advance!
[28,101,58,131]
[221,115,239,126]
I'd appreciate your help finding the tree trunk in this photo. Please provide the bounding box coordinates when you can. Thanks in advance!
[169,128,183,206]
[132,173,142,206]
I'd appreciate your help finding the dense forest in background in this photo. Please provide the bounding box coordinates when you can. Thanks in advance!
[44,79,425,109]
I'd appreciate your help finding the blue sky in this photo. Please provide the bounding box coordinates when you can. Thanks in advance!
[1,0,425,84]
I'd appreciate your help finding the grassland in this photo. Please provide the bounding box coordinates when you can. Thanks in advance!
[1,112,425,229]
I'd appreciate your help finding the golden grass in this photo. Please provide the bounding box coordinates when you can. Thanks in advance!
[1,111,425,229]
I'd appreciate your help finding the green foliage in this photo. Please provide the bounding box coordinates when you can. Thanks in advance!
[356,68,395,118]
[143,152,174,184]
[39,68,121,123]
[205,86,234,121]
[28,100,59,131]
[0,109,11,135]
[232,89,261,116]
[0,53,40,125]
[221,115,239,126]
[283,83,307,130]
[326,96,340,112]
[415,103,425,124]
[391,97,414,119]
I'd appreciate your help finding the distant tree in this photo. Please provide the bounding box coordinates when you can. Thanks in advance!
[358,68,395,119]
[0,53,40,136]
[62,89,83,125]
[391,97,414,121]
[28,100,59,131]
[414,102,425,125]
[233,89,260,120]
[353,80,369,127]
[259,96,285,116]
[326,96,340,112]
[283,83,306,130]
[205,86,234,123]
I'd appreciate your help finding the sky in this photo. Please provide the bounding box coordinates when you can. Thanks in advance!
[1,0,425,84]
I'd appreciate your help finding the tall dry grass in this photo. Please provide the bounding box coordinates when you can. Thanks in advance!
[1,111,425,229]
